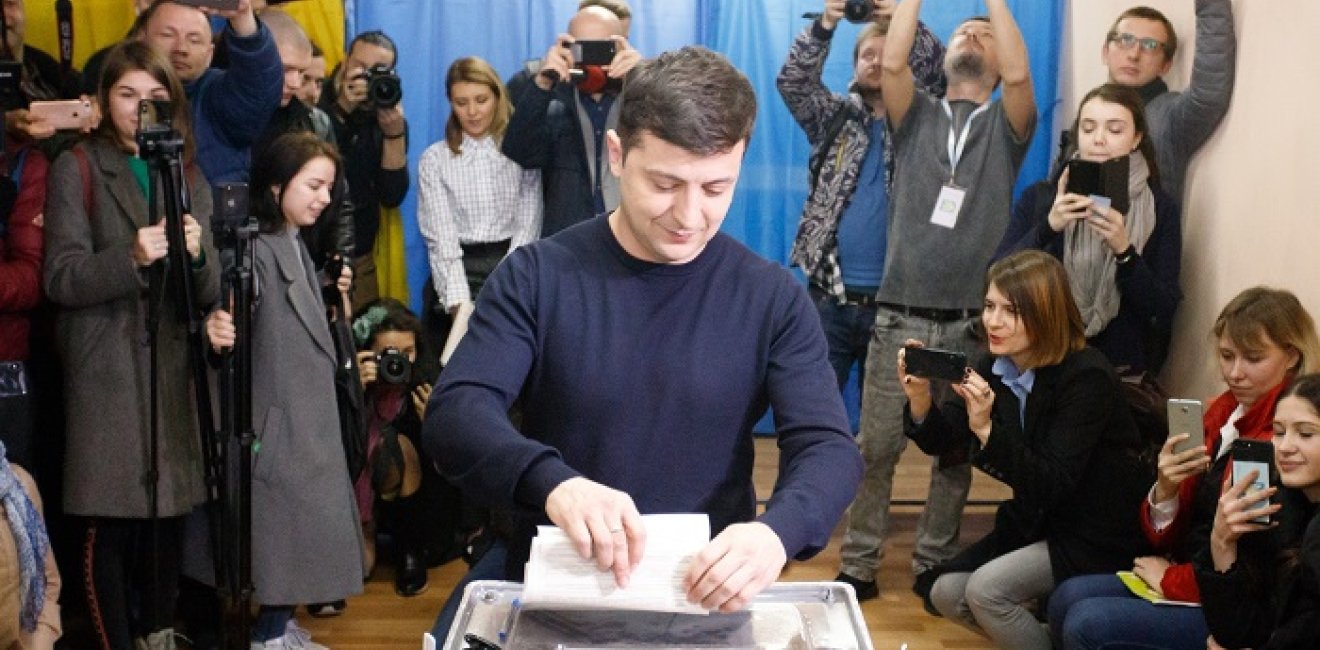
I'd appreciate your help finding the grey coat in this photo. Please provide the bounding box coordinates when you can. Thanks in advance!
[43,138,219,518]
[249,230,363,605]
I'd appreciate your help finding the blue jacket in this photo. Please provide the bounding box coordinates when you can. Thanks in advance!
[186,22,282,184]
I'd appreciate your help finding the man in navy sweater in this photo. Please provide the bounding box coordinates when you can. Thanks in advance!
[426,46,862,628]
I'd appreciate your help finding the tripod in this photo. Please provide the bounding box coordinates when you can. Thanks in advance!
[137,117,235,647]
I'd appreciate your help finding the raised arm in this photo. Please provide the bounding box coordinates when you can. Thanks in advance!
[775,13,843,142]
[1164,0,1236,161]
[879,0,921,128]
[986,0,1036,140]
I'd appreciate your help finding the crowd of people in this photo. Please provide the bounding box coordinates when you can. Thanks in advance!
[0,0,1315,649]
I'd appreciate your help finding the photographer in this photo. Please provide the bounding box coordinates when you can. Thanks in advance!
[501,5,641,237]
[318,30,409,310]
[348,299,464,601]
[204,132,362,648]
[42,41,219,649]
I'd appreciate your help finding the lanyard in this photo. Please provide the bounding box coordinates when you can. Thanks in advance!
[942,99,990,184]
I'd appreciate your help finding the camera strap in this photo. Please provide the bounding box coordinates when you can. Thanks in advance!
[56,0,74,72]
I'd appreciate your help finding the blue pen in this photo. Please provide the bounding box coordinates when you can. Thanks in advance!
[498,598,521,643]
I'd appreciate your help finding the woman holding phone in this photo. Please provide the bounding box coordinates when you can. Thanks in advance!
[1196,373,1320,649]
[903,250,1151,649]
[994,84,1181,379]
[42,41,217,649]
[1051,287,1320,649]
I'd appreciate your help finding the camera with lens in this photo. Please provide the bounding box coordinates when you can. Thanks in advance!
[375,347,412,386]
[360,64,402,109]
[844,0,873,23]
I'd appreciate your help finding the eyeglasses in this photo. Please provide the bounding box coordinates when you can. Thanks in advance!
[1108,32,1166,54]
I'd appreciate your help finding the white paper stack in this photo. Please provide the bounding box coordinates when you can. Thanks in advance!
[522,513,711,615]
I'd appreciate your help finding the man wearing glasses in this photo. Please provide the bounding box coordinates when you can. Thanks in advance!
[1101,2,1235,202]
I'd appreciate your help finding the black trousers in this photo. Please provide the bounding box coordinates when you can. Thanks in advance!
[83,516,184,649]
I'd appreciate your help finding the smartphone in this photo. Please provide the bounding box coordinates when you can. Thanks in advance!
[29,99,94,131]
[212,182,249,230]
[174,0,239,9]
[0,61,22,112]
[138,99,172,130]
[1230,439,1274,525]
[570,39,617,67]
[903,346,968,382]
[1166,399,1204,455]
[1066,157,1131,216]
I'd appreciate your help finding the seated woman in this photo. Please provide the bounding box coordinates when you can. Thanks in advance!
[1051,287,1320,649]
[1,442,60,649]
[905,250,1152,650]
[994,83,1181,379]
[1197,373,1320,649]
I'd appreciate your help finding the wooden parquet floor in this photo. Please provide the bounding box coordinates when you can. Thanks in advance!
[299,440,1011,649]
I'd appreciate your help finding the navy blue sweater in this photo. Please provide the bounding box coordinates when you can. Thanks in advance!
[425,216,862,576]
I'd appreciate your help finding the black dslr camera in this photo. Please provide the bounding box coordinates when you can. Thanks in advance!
[844,0,874,23]
[360,64,402,109]
[376,347,412,385]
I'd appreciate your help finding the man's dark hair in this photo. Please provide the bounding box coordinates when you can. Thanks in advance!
[616,46,756,156]
[347,30,398,69]
[1108,6,1177,60]
[310,41,324,58]
[250,131,344,233]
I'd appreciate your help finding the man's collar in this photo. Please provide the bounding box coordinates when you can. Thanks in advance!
[1137,78,1169,105]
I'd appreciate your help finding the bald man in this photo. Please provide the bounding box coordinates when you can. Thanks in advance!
[500,5,642,236]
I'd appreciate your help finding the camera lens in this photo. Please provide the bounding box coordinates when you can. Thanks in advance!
[844,0,873,24]
[366,66,403,109]
[377,348,412,385]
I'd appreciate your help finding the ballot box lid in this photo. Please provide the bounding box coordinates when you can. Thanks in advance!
[442,580,874,650]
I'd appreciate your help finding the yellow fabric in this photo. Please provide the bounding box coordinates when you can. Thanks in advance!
[23,0,345,72]
[26,0,135,70]
[372,206,410,302]
[282,0,346,69]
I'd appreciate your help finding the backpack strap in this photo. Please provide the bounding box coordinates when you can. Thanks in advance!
[71,146,92,216]
[809,103,861,190]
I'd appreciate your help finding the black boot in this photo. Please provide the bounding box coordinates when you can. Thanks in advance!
[385,492,429,597]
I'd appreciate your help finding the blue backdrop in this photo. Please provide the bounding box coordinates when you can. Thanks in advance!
[347,0,1064,429]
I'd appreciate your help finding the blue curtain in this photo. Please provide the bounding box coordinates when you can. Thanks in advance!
[346,0,1062,430]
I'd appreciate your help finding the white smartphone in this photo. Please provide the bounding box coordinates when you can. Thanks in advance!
[28,99,93,131]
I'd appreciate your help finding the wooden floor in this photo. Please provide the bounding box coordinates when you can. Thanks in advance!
[299,440,1011,649]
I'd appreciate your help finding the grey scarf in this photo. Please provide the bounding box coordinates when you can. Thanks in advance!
[1063,151,1156,337]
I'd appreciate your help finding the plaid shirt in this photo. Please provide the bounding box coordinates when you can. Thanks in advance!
[776,20,946,303]
[417,134,542,310]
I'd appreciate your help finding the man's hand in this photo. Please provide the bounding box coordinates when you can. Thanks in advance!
[195,0,258,37]
[544,477,646,587]
[684,522,786,612]
[606,36,642,79]
[873,0,898,20]
[536,34,575,91]
[819,0,846,31]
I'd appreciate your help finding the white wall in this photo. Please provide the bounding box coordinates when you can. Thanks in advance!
[1061,0,1320,398]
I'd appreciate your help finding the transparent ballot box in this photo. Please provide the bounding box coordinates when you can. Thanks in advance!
[434,580,873,650]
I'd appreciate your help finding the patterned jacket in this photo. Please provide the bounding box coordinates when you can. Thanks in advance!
[777,20,945,302]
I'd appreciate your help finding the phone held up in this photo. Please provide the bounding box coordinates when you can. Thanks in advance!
[28,99,94,131]
[570,39,616,67]
[174,0,239,9]
[1230,438,1275,525]
[903,346,968,383]
[1166,399,1205,455]
[1066,156,1131,217]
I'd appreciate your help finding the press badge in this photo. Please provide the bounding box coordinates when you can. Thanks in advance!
[929,184,965,229]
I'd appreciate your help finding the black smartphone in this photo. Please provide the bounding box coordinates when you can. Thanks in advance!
[138,99,173,130]
[1066,157,1131,216]
[1230,439,1274,525]
[175,0,240,9]
[213,182,249,230]
[570,39,617,66]
[903,346,968,382]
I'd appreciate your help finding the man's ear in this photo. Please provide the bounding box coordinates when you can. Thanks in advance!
[1159,57,1173,77]
[606,129,624,177]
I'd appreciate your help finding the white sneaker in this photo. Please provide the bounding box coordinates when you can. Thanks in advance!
[248,620,328,649]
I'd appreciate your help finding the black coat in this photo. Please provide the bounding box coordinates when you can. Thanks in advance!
[907,346,1154,583]
[1196,493,1320,649]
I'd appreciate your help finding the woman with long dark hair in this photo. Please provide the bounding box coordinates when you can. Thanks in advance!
[206,131,363,648]
[42,40,217,650]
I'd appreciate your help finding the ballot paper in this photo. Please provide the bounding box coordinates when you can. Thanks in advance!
[521,513,710,615]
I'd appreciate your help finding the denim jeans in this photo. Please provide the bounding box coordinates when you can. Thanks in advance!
[838,306,976,581]
[811,288,878,389]
[930,541,1054,650]
[1049,573,1208,650]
